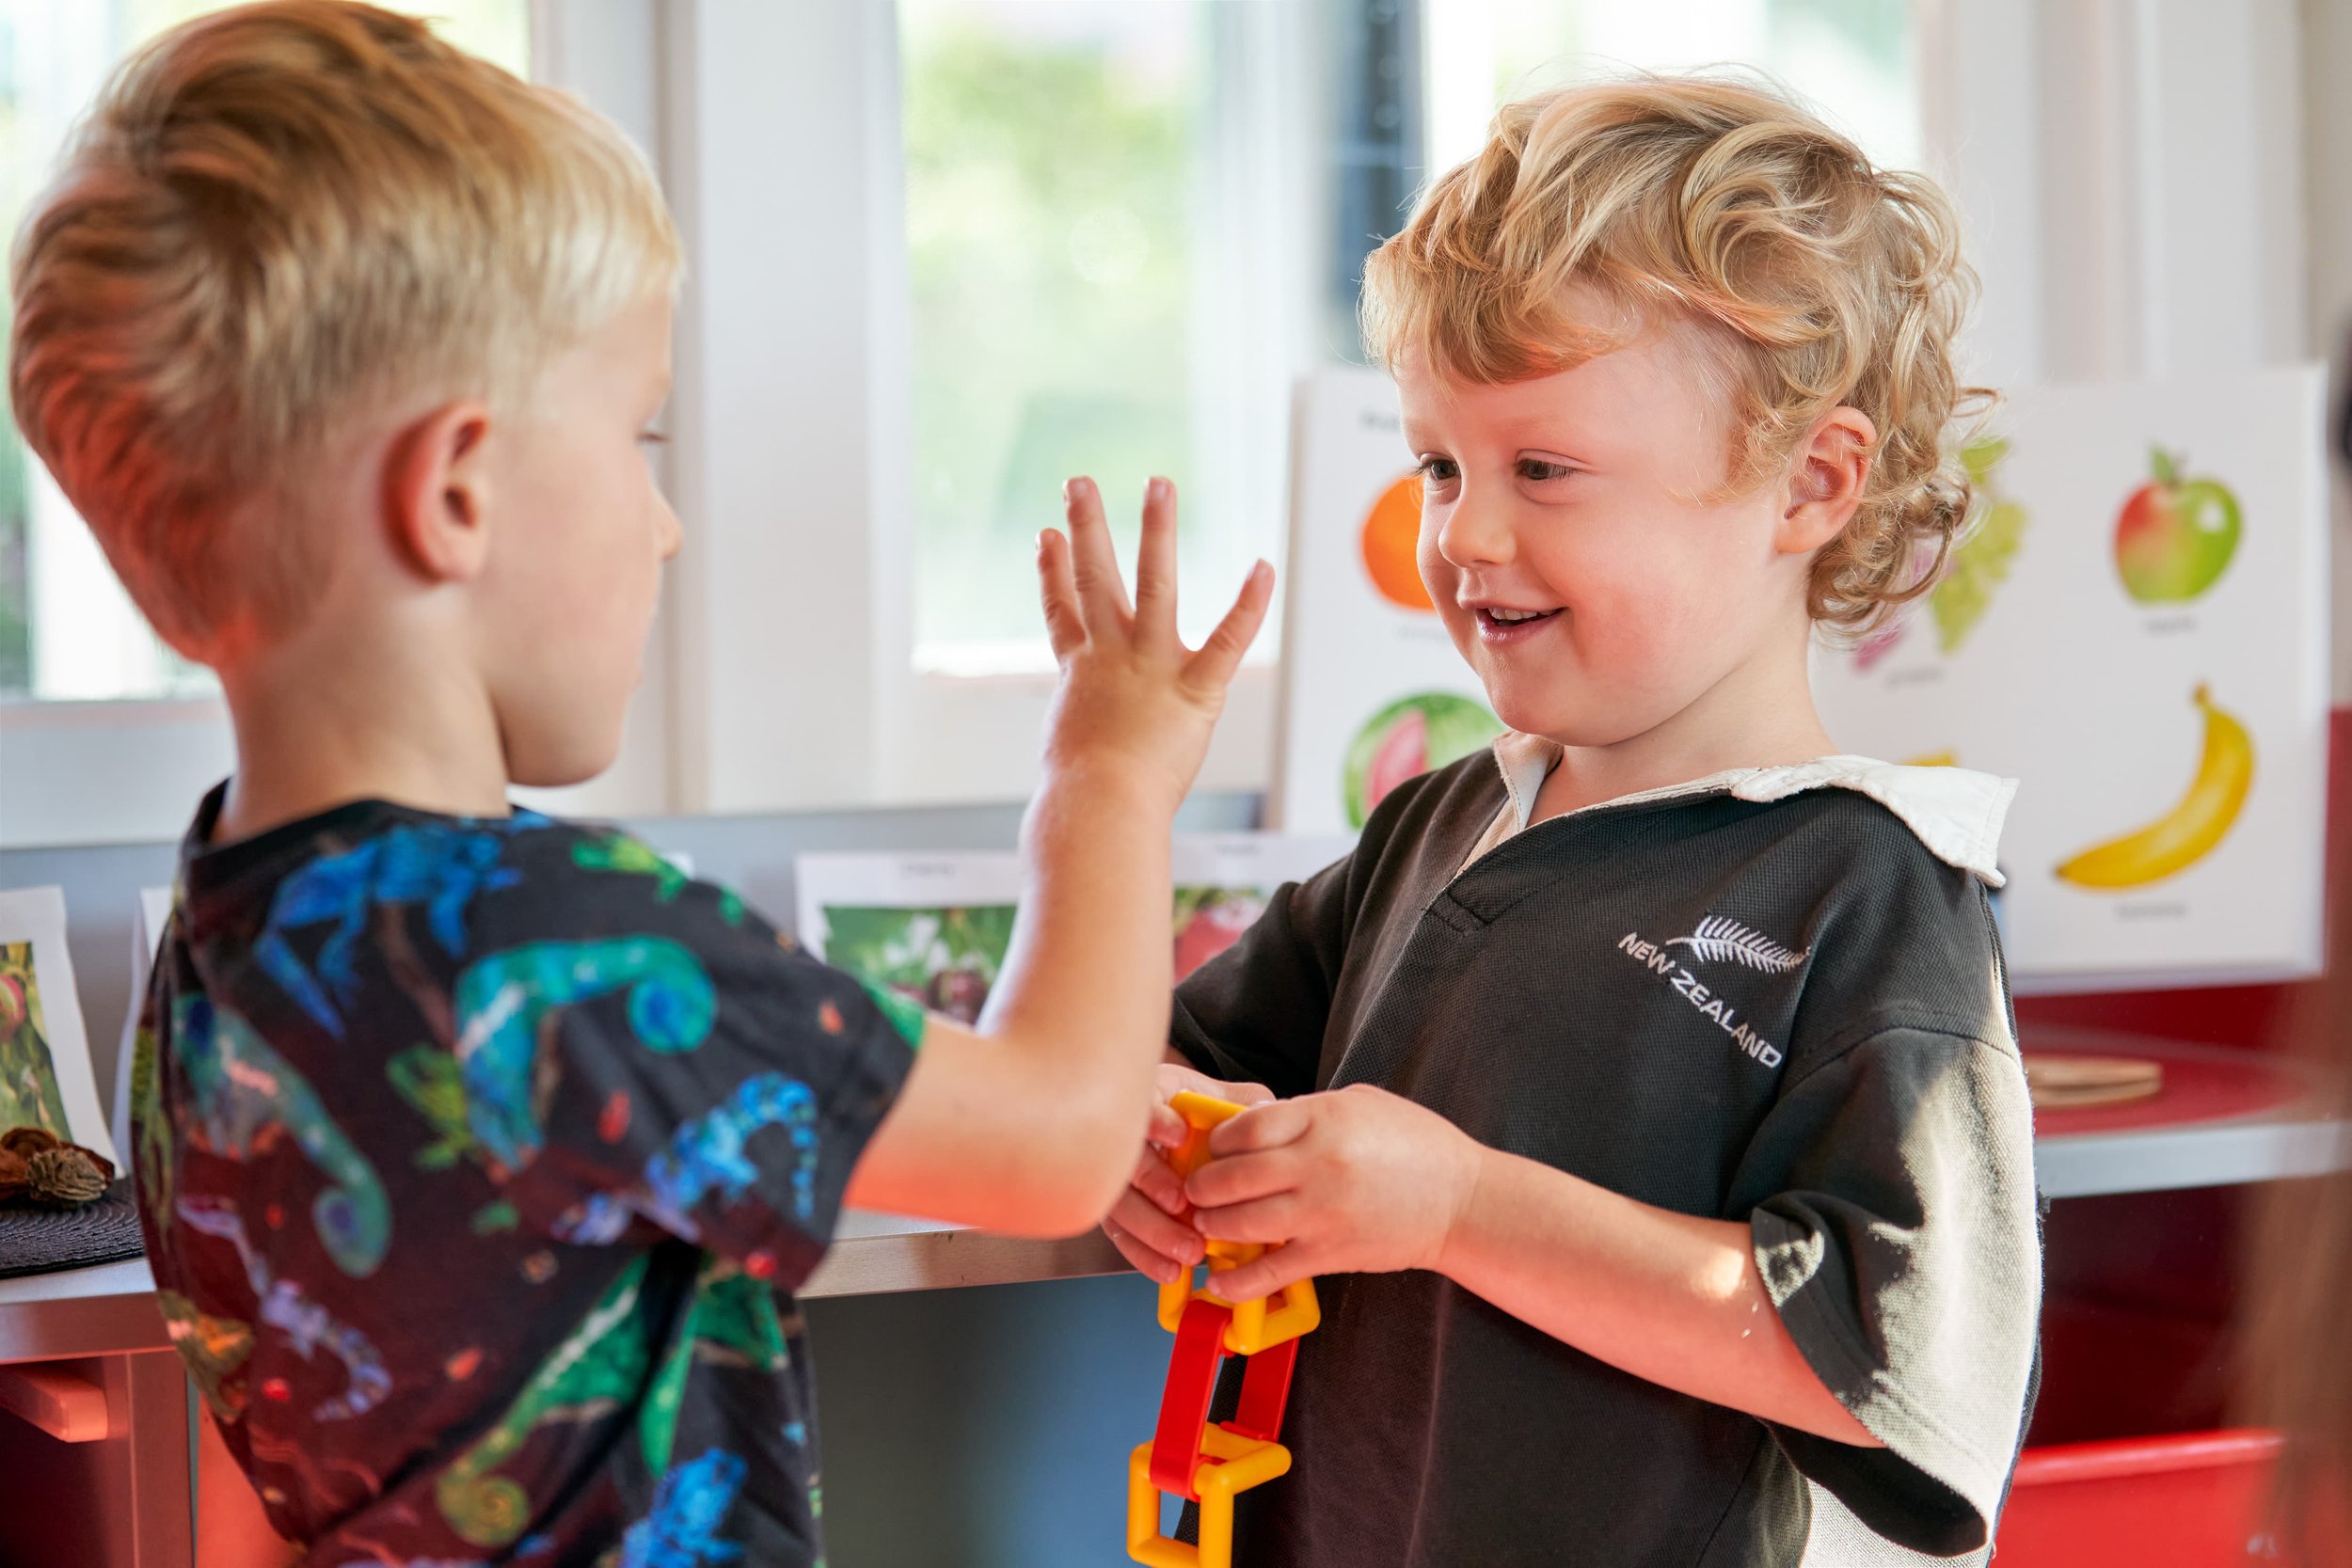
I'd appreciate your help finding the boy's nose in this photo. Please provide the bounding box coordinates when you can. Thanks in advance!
[1435,489,1515,569]
[656,497,683,561]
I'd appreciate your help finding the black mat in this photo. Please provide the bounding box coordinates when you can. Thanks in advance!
[0,1180,147,1279]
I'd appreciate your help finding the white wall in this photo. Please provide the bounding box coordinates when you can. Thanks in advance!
[2307,0,2352,700]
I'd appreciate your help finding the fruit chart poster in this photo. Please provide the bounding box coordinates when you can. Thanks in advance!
[796,835,1355,1024]
[1274,366,1505,834]
[1814,366,2330,991]
[0,886,117,1166]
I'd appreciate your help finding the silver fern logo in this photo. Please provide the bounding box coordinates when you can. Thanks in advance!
[1664,916,1808,974]
[1616,919,1802,1069]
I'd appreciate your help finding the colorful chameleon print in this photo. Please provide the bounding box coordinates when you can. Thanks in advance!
[571,834,745,926]
[453,938,717,1172]
[618,1449,749,1568]
[437,1256,660,1549]
[177,1196,390,1421]
[552,1073,818,1253]
[639,1259,793,1473]
[642,1073,819,1229]
[157,1288,255,1421]
[257,819,544,1037]
[176,995,390,1277]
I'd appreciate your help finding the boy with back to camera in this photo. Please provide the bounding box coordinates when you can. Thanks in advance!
[1104,77,2042,1566]
[8,3,1273,1562]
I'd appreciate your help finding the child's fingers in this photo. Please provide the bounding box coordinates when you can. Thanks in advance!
[1131,1146,1187,1215]
[1131,477,1179,644]
[1187,1192,1303,1247]
[1206,1241,1321,1306]
[1104,1191,1201,1273]
[1036,530,1084,659]
[1061,476,1133,629]
[1184,1147,1295,1211]
[1206,1095,1311,1158]
[1183,561,1275,695]
[1144,1100,1189,1150]
[1102,1216,1185,1284]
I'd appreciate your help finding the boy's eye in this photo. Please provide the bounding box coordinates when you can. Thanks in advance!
[1416,456,1459,484]
[638,428,671,447]
[1517,457,1576,483]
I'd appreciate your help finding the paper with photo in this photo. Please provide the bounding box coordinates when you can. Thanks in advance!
[797,835,1357,1018]
[0,886,117,1166]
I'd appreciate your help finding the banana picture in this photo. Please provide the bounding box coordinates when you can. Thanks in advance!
[2054,684,2254,890]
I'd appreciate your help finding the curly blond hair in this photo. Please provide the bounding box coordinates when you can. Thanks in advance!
[1361,74,1989,636]
[8,0,681,660]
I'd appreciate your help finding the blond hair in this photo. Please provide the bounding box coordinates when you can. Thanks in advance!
[8,0,682,659]
[1362,74,1987,635]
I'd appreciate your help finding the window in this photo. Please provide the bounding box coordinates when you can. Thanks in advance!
[0,0,532,704]
[1426,0,1919,182]
[897,0,1320,675]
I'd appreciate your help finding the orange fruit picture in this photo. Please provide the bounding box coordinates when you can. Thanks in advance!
[1359,472,1432,610]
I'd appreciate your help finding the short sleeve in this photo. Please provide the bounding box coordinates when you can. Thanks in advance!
[1732,1023,2042,1557]
[1170,853,1353,1100]
[456,832,919,1291]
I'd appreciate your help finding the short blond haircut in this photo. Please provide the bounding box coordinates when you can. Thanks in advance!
[8,0,682,659]
[1362,75,1986,636]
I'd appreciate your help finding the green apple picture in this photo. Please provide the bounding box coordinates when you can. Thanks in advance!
[2113,447,2241,604]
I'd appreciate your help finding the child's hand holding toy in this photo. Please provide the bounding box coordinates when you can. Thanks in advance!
[1183,1085,1483,1303]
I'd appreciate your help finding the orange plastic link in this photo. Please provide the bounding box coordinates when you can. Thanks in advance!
[1156,1093,1320,1356]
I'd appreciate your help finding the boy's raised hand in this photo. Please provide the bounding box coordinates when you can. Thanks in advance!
[1037,477,1274,809]
[1101,1060,1275,1283]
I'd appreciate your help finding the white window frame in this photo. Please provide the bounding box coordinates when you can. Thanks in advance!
[1,0,2317,844]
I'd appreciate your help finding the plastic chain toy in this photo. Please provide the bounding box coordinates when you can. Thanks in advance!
[1127,1092,1320,1568]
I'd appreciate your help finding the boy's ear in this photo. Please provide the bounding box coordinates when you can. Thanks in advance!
[1774,406,1877,556]
[383,400,496,582]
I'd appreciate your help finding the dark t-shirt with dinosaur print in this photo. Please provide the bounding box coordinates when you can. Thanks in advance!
[130,785,917,1566]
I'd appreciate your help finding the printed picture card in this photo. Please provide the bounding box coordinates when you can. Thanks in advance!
[0,886,117,1166]
[796,834,1355,1024]
[1813,365,2330,990]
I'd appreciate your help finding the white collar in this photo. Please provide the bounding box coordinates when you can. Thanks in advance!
[1489,732,2016,888]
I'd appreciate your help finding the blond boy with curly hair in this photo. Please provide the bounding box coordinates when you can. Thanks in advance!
[11,3,1271,1563]
[1104,77,2040,1566]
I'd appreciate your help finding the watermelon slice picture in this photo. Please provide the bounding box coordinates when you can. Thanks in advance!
[1342,692,1503,829]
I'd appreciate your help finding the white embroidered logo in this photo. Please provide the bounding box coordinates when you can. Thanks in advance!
[1616,917,1806,1070]
[1664,916,1809,975]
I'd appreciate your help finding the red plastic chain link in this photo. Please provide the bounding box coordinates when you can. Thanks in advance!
[1147,1295,1304,1502]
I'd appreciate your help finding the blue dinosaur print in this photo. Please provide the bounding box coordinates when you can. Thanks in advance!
[453,938,717,1171]
[619,1449,749,1568]
[641,1073,819,1231]
[177,996,390,1277]
[257,818,544,1036]
[178,1196,391,1420]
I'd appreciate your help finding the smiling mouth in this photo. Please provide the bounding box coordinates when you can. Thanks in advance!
[1474,607,1563,629]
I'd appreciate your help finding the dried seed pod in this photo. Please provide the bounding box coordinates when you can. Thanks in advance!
[26,1147,107,1207]
[0,1146,27,1203]
[0,1126,61,1161]
[72,1144,118,1188]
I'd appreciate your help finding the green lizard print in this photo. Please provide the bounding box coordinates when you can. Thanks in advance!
[176,995,390,1277]
[640,1258,793,1473]
[388,1044,477,1171]
[437,1255,660,1548]
[454,938,717,1172]
[572,834,745,926]
[157,1289,253,1421]
[130,1022,173,1215]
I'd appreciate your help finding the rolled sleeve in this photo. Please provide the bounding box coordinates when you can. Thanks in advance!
[1736,1023,2042,1556]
